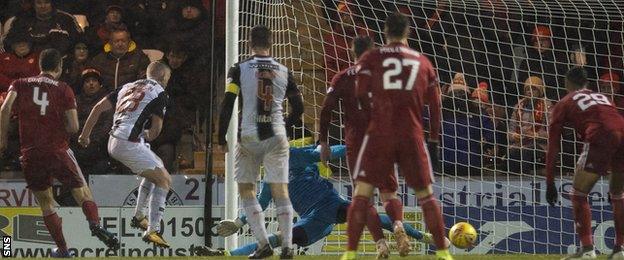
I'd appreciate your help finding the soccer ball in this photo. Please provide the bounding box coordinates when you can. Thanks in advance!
[448,222,477,249]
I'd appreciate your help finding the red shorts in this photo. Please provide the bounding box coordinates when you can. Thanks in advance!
[20,149,86,191]
[354,134,433,192]
[578,130,624,175]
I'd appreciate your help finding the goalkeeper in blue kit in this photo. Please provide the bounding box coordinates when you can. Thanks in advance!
[195,144,433,256]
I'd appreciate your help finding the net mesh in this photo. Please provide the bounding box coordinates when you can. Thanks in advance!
[235,0,623,255]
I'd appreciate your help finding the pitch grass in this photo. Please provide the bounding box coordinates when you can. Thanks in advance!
[16,255,612,260]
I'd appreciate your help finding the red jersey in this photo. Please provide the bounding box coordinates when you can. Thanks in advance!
[8,74,77,153]
[319,66,369,144]
[546,88,624,181]
[355,42,441,139]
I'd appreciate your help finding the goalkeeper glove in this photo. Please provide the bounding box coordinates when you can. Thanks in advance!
[546,181,558,206]
[216,218,244,237]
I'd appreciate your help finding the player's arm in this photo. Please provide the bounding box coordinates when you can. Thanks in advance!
[64,109,80,134]
[545,102,566,206]
[285,71,304,129]
[143,92,168,142]
[355,53,373,109]
[0,90,17,153]
[302,144,347,166]
[319,75,341,163]
[426,72,442,142]
[144,115,163,141]
[217,64,240,151]
[79,94,114,147]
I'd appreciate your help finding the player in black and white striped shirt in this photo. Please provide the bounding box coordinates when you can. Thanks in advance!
[218,25,304,259]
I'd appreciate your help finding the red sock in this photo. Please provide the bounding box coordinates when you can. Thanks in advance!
[366,203,384,241]
[347,196,369,251]
[419,195,447,249]
[43,212,68,253]
[611,192,624,247]
[81,201,100,226]
[571,189,593,247]
[383,198,403,223]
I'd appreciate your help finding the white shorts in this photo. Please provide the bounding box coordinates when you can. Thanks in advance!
[108,136,164,174]
[235,134,289,184]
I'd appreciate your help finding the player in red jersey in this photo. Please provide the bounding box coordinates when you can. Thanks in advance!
[546,67,624,260]
[341,13,451,260]
[0,49,119,257]
[319,36,392,258]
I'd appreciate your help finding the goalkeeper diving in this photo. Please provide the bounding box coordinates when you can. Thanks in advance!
[195,143,434,256]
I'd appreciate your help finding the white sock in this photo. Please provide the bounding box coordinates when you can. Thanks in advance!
[242,198,270,246]
[134,178,154,219]
[275,198,293,248]
[148,186,168,232]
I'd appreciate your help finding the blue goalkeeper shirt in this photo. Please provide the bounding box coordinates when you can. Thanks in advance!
[241,145,346,223]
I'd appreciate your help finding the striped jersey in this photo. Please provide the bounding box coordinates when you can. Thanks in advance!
[108,79,168,142]
[226,55,298,140]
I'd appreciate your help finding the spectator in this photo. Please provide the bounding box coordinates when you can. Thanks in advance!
[507,76,552,174]
[61,41,90,93]
[4,0,82,56]
[151,45,209,173]
[165,0,211,65]
[0,31,39,92]
[85,4,126,54]
[70,69,113,176]
[598,71,624,112]
[323,1,372,82]
[124,0,177,51]
[441,75,496,176]
[568,44,598,82]
[88,25,150,90]
[514,25,567,102]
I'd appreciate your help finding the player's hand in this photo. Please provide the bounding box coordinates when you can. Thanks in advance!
[427,140,440,172]
[319,141,331,166]
[216,218,244,237]
[78,135,90,148]
[546,181,558,206]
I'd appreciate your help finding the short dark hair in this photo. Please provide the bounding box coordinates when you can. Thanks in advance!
[250,25,272,49]
[39,48,62,72]
[353,36,373,59]
[384,12,409,39]
[566,66,588,90]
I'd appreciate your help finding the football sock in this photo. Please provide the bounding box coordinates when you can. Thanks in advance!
[242,198,270,246]
[419,194,447,249]
[230,234,280,256]
[366,203,385,241]
[571,188,593,247]
[346,195,369,251]
[148,186,168,233]
[81,200,100,226]
[383,198,404,224]
[275,198,294,248]
[43,210,68,254]
[135,178,154,219]
[611,192,624,247]
[378,214,423,239]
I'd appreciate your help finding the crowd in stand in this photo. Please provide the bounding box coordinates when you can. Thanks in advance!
[0,0,223,177]
[321,0,624,176]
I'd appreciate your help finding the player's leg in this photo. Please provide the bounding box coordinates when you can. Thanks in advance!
[236,141,273,257]
[131,177,153,230]
[58,149,119,249]
[264,135,294,257]
[401,139,451,259]
[609,155,624,258]
[379,190,409,257]
[377,214,427,241]
[139,166,171,245]
[33,188,70,256]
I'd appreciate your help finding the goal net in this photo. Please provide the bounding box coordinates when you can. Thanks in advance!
[233,0,623,255]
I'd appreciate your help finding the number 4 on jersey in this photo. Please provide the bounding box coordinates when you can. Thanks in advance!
[383,58,420,90]
[33,87,49,115]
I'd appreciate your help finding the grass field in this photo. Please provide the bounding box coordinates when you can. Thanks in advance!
[17,255,612,260]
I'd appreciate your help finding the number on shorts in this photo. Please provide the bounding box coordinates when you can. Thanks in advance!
[382,58,420,90]
[573,93,612,111]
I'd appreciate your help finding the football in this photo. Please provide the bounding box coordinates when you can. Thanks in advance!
[449,222,478,249]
